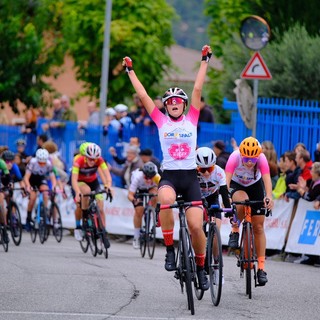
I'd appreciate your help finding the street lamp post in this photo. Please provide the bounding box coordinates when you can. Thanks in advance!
[99,0,112,126]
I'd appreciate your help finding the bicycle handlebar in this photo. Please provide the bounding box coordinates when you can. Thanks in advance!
[134,192,157,198]
[231,199,272,217]
[156,200,203,212]
[81,188,113,202]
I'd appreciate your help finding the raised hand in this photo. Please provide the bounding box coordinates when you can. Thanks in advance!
[201,45,212,62]
[122,56,133,72]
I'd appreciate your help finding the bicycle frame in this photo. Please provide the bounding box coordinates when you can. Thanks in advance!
[80,189,112,259]
[156,198,202,316]
[231,199,266,299]
[135,192,157,259]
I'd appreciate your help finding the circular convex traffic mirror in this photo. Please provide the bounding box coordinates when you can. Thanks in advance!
[240,15,270,50]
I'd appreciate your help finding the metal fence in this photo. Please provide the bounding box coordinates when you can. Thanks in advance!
[1,97,319,170]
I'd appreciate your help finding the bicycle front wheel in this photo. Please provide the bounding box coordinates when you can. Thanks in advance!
[244,222,252,299]
[0,227,9,252]
[39,204,47,244]
[181,227,195,315]
[140,211,147,258]
[146,207,156,259]
[87,215,97,257]
[50,203,63,243]
[208,223,223,306]
[7,201,22,246]
[96,208,109,259]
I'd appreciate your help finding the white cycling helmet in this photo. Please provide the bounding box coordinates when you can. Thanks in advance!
[196,147,216,167]
[114,104,128,113]
[36,148,49,163]
[162,87,188,106]
[85,143,101,159]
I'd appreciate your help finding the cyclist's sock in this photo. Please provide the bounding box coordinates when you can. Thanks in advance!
[134,228,140,239]
[258,256,265,270]
[27,211,32,221]
[162,229,174,246]
[76,220,81,228]
[195,253,206,267]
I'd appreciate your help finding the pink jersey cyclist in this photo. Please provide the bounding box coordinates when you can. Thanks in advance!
[123,45,212,291]
[225,136,274,287]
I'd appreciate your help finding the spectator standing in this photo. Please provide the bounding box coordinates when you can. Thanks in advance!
[139,148,161,174]
[61,94,77,122]
[42,98,65,132]
[213,140,230,169]
[21,108,37,135]
[109,146,143,188]
[293,162,320,266]
[272,154,287,199]
[199,96,214,123]
[261,141,279,189]
[78,101,100,129]
[284,151,301,200]
[109,137,141,165]
[314,142,320,162]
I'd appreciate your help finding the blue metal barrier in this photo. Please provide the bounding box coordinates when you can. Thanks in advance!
[1,97,319,172]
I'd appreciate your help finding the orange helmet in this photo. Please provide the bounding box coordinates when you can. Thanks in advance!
[239,136,262,158]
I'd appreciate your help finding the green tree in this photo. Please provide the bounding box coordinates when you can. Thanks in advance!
[0,1,65,112]
[62,0,176,105]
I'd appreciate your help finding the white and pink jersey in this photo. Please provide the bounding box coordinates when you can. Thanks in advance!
[225,150,270,187]
[150,106,199,170]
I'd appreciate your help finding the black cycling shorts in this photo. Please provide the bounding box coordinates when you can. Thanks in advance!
[229,179,265,216]
[159,169,201,202]
[29,174,48,189]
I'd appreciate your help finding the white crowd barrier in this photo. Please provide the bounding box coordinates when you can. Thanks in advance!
[13,185,319,254]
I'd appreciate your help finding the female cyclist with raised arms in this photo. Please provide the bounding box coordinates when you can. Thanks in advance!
[123,45,212,290]
[71,143,112,241]
[225,136,274,286]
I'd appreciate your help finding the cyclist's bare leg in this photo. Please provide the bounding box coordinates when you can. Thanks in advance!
[39,184,49,207]
[79,184,90,210]
[186,207,206,254]
[158,186,176,243]
[0,192,6,224]
[252,215,266,270]
[134,206,144,229]
[27,190,37,214]
[149,187,158,207]
[213,218,222,257]
[97,199,106,227]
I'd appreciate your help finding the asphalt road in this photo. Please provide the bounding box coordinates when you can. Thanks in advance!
[0,231,319,320]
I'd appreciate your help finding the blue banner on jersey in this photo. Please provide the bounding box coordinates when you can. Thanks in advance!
[298,211,320,245]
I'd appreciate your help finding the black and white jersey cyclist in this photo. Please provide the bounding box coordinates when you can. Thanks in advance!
[23,148,56,231]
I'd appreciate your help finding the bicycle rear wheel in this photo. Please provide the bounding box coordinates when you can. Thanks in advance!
[181,227,195,315]
[79,223,89,253]
[147,207,156,259]
[50,203,63,243]
[208,223,223,306]
[7,201,22,246]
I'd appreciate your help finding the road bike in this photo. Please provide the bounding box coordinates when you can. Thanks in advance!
[79,189,112,259]
[156,196,203,316]
[30,188,50,244]
[230,199,270,299]
[2,185,24,246]
[47,190,63,243]
[135,192,157,259]
[204,203,233,306]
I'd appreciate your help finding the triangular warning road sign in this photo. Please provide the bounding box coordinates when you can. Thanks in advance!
[241,52,272,80]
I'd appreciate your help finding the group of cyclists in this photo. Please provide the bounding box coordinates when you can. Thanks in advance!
[0,44,274,294]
